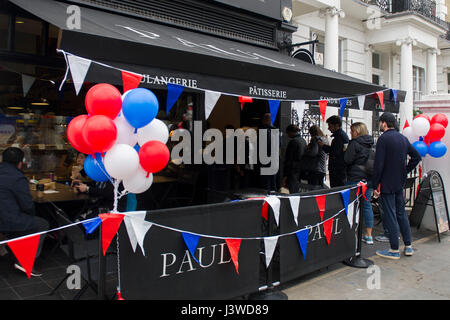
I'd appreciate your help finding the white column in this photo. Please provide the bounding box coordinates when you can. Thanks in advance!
[426,48,438,95]
[364,45,374,83]
[396,37,416,129]
[320,7,345,71]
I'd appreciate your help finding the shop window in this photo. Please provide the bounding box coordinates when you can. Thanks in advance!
[14,17,43,55]
[0,14,9,49]
[372,52,380,69]
[372,74,380,85]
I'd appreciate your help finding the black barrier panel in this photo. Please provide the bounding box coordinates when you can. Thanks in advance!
[280,187,358,283]
[119,200,263,299]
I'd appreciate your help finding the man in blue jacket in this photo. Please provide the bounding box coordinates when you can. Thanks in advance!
[372,113,421,260]
[0,147,49,276]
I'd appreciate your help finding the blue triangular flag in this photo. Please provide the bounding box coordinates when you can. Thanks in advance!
[82,217,102,235]
[182,232,200,264]
[296,229,309,260]
[268,100,281,125]
[339,98,348,118]
[390,89,398,104]
[340,189,351,215]
[166,83,184,114]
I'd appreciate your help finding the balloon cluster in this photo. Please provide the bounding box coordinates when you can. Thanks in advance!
[67,84,170,194]
[403,113,448,158]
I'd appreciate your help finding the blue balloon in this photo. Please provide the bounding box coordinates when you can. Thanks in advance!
[412,141,428,157]
[122,88,159,130]
[428,141,447,158]
[83,153,110,182]
[133,144,140,153]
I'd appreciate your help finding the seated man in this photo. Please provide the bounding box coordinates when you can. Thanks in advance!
[0,147,49,277]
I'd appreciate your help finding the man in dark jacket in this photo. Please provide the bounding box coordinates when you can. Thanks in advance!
[372,112,421,260]
[282,124,307,193]
[0,147,49,276]
[319,115,349,187]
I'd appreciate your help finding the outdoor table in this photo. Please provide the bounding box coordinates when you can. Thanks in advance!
[30,182,90,203]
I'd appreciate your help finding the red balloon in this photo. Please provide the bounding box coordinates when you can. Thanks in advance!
[430,113,448,129]
[139,141,170,174]
[426,123,446,143]
[414,114,430,122]
[82,115,117,154]
[85,84,122,119]
[67,115,94,154]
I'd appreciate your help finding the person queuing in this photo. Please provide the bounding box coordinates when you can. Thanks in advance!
[372,112,421,260]
[318,115,349,187]
[0,147,49,277]
[344,122,375,244]
[302,125,328,188]
[258,113,278,192]
[282,124,307,193]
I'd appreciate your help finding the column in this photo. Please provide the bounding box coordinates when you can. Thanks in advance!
[396,37,416,129]
[426,48,438,95]
[320,7,345,71]
[364,45,374,83]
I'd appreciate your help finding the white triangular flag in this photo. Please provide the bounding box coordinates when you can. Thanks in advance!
[22,74,35,97]
[123,211,148,254]
[265,196,281,225]
[67,54,92,95]
[288,196,300,226]
[292,100,306,125]
[264,236,279,268]
[357,95,366,110]
[346,201,355,228]
[130,218,152,256]
[205,90,221,119]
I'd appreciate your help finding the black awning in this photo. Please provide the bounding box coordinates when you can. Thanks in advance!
[9,0,405,110]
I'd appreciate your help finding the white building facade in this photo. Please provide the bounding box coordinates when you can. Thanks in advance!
[292,0,450,132]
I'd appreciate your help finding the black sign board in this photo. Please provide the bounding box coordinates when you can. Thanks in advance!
[410,170,450,242]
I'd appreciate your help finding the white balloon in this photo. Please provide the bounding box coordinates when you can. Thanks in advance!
[402,126,419,144]
[137,118,169,146]
[123,167,153,194]
[104,144,139,180]
[114,115,138,146]
[412,117,430,137]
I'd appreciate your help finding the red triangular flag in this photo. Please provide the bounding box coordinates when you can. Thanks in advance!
[403,120,410,130]
[323,218,333,245]
[318,100,327,121]
[99,213,125,255]
[121,71,143,93]
[262,201,269,221]
[315,194,326,221]
[376,91,384,111]
[8,234,40,278]
[361,183,368,201]
[225,239,241,274]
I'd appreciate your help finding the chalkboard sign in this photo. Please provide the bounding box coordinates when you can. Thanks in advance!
[410,170,450,242]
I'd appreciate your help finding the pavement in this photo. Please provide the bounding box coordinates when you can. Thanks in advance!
[280,227,450,300]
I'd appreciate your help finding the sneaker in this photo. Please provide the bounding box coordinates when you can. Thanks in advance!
[404,246,414,256]
[14,263,43,277]
[362,235,374,245]
[374,235,390,242]
[376,249,400,260]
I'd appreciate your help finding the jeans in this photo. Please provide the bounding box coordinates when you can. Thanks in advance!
[379,190,412,250]
[347,181,374,229]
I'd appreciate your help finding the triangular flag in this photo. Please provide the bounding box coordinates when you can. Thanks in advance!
[346,201,355,228]
[288,196,300,226]
[124,211,152,256]
[121,71,142,93]
[403,119,410,130]
[21,74,35,97]
[182,232,200,264]
[296,229,309,260]
[323,218,334,245]
[67,54,92,95]
[339,98,348,118]
[293,100,306,126]
[8,234,40,278]
[82,217,102,235]
[166,83,184,114]
[358,182,368,201]
[205,90,221,119]
[340,189,351,215]
[268,100,281,125]
[315,194,326,221]
[264,236,279,268]
[390,89,398,104]
[225,239,241,274]
[318,100,327,121]
[376,91,384,111]
[99,213,125,256]
[357,95,366,110]
[265,196,281,225]
[262,202,269,221]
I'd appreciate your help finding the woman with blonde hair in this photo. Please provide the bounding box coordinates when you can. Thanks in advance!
[344,122,375,244]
